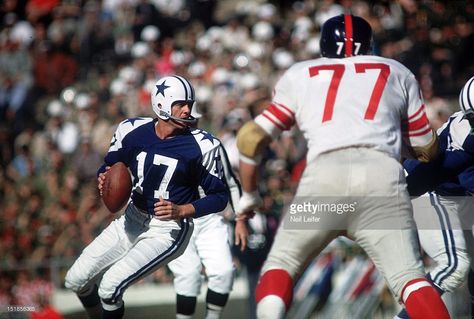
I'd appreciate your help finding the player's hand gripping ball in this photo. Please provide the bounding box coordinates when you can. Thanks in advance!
[101,162,132,213]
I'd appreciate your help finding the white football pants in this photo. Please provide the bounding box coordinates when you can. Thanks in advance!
[65,203,193,304]
[412,193,470,292]
[261,147,425,302]
[168,213,235,296]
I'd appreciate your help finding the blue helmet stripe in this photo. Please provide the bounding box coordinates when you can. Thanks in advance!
[172,75,195,101]
[181,76,195,100]
[466,77,474,112]
[172,75,188,100]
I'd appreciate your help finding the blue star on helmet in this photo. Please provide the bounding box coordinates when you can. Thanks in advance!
[155,80,170,97]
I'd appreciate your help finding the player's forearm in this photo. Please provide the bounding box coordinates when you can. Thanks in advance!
[239,160,258,193]
[192,191,229,218]
[178,203,196,218]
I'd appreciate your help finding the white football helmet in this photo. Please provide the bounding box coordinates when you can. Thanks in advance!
[191,102,202,119]
[151,75,196,123]
[460,76,474,116]
[459,75,474,133]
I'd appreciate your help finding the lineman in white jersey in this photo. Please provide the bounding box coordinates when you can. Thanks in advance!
[167,105,248,319]
[236,14,450,319]
[395,76,474,319]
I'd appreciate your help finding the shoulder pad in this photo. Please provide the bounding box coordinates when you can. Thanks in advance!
[190,128,221,155]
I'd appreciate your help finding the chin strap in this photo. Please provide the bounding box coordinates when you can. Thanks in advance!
[159,110,198,124]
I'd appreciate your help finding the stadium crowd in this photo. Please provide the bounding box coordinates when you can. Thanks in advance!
[0,0,473,317]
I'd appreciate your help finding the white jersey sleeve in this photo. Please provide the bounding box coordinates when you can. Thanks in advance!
[255,55,433,162]
[401,73,434,149]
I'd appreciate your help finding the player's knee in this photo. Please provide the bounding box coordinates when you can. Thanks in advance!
[174,271,202,296]
[97,274,120,302]
[64,266,88,293]
[207,265,235,293]
[97,283,116,303]
[436,254,470,292]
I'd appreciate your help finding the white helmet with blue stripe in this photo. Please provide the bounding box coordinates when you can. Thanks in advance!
[460,76,474,116]
[459,76,474,134]
[151,75,197,123]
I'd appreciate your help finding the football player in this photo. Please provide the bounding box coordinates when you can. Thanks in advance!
[167,104,249,319]
[64,75,229,319]
[236,14,450,319]
[395,75,474,318]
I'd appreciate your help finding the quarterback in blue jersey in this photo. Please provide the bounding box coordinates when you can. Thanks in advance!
[64,75,229,319]
[396,76,474,319]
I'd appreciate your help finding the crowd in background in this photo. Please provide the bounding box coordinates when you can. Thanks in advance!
[1,0,474,316]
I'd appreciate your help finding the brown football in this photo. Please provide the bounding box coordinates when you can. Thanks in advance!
[101,162,132,213]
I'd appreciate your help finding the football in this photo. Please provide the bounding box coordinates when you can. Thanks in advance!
[101,162,132,213]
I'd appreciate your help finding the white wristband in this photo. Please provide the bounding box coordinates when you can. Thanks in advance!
[239,154,261,165]
[238,190,262,213]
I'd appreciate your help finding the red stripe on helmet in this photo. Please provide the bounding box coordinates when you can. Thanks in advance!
[344,14,353,57]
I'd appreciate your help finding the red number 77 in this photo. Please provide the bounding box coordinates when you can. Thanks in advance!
[309,63,390,122]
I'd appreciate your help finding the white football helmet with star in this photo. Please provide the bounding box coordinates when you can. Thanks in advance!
[151,75,196,123]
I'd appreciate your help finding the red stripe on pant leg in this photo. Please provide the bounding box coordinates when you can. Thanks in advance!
[402,278,450,319]
[255,269,293,310]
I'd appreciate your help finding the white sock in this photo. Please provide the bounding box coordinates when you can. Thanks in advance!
[205,303,224,319]
[256,295,286,319]
[176,314,192,319]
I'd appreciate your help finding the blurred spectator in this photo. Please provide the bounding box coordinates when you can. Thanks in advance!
[72,137,102,183]
[0,15,33,127]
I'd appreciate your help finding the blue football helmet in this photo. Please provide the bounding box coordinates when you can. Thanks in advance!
[320,14,372,58]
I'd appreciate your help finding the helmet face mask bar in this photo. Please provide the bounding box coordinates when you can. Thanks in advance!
[151,75,197,124]
[459,76,474,134]
[319,14,373,58]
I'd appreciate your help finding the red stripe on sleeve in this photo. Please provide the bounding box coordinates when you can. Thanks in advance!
[274,102,295,116]
[262,112,286,130]
[407,127,432,137]
[266,104,295,129]
[407,104,426,121]
[344,14,353,57]
[407,112,430,132]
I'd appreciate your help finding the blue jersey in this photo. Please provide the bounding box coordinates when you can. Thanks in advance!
[404,111,474,196]
[99,117,229,217]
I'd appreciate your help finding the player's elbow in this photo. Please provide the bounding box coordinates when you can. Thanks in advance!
[410,131,439,163]
[236,121,272,162]
[218,191,230,212]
